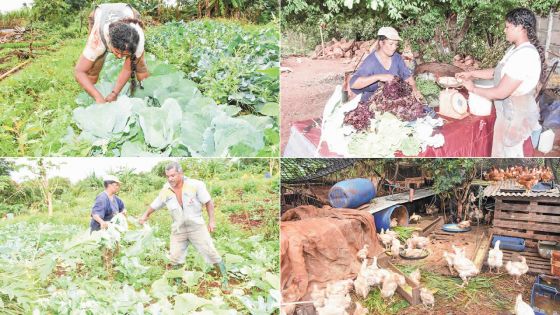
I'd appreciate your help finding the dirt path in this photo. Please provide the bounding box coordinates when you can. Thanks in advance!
[280,55,560,156]
[280,56,353,154]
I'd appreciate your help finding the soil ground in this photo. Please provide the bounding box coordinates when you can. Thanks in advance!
[280,56,560,157]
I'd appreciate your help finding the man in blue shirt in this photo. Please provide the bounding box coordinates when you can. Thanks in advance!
[90,175,126,232]
[350,27,423,103]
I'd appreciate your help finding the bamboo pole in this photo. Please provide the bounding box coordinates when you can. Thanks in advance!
[0,60,31,81]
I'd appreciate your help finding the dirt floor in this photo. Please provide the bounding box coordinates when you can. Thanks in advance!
[280,55,560,157]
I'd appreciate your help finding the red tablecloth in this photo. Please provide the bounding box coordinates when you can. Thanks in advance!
[284,110,534,157]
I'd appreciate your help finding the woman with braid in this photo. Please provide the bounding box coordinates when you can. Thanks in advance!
[74,3,149,104]
[456,8,546,157]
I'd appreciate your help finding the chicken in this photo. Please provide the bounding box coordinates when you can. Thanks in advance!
[380,272,405,301]
[409,268,421,285]
[390,217,398,227]
[540,166,553,182]
[457,220,471,229]
[485,166,505,182]
[514,294,534,315]
[408,233,430,249]
[353,273,370,299]
[451,247,479,286]
[367,268,391,287]
[420,287,435,309]
[443,251,455,275]
[353,302,368,315]
[469,206,483,226]
[505,256,529,285]
[487,240,503,274]
[409,212,422,223]
[517,173,538,192]
[326,279,353,297]
[378,229,394,249]
[391,238,402,260]
[369,256,379,271]
[452,244,465,257]
[316,297,350,315]
[310,284,326,309]
[357,244,369,261]
[425,204,438,215]
[385,229,398,238]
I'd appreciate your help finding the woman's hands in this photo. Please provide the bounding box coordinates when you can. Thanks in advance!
[105,91,118,102]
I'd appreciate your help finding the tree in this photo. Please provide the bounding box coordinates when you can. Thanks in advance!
[423,159,478,222]
[18,159,65,217]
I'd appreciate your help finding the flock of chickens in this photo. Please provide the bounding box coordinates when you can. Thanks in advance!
[484,166,554,191]
[308,226,535,315]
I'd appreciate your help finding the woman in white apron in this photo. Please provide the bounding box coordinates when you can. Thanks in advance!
[456,8,546,157]
[74,3,149,104]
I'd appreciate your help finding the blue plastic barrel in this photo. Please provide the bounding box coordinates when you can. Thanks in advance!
[373,205,409,232]
[328,178,376,209]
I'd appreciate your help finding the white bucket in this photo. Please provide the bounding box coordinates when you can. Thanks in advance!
[468,83,493,116]
[538,129,555,153]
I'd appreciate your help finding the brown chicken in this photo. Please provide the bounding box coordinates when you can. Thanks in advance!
[517,173,538,192]
[485,166,505,182]
[540,166,553,182]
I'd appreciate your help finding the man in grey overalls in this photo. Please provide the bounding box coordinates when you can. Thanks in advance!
[139,162,229,290]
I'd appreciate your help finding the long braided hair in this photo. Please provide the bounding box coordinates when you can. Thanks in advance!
[505,8,547,82]
[108,18,144,96]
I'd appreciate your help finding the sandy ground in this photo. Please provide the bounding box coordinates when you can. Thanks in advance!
[280,56,353,153]
[280,56,560,157]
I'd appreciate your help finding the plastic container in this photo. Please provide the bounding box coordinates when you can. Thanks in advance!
[373,205,408,232]
[468,80,493,116]
[530,274,560,315]
[538,129,555,154]
[328,178,376,209]
[491,235,525,252]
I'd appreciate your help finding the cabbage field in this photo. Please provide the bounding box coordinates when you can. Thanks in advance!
[0,20,279,157]
[0,163,280,314]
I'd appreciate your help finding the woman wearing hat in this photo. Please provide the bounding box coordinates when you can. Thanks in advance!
[75,3,149,104]
[350,26,423,103]
[456,8,545,157]
[90,175,126,232]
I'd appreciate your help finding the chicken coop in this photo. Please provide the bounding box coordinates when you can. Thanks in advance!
[483,182,560,275]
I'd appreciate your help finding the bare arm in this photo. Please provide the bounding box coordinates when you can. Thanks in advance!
[206,200,216,233]
[92,214,108,229]
[74,54,105,103]
[456,68,495,81]
[112,57,133,95]
[351,74,395,90]
[139,206,156,224]
[465,74,521,100]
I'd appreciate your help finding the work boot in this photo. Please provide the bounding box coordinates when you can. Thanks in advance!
[214,261,229,291]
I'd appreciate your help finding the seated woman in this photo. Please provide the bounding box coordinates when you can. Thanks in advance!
[74,3,149,104]
[350,27,422,103]
[456,8,545,157]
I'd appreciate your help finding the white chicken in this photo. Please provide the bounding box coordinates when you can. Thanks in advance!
[505,256,529,285]
[385,229,398,238]
[457,220,471,229]
[353,302,368,315]
[378,229,394,249]
[316,298,349,315]
[357,244,369,261]
[353,273,370,299]
[487,240,503,274]
[408,233,430,249]
[367,267,391,287]
[369,256,379,271]
[390,217,398,227]
[451,246,479,286]
[391,238,402,260]
[326,279,353,297]
[443,251,455,275]
[514,294,534,315]
[409,268,421,285]
[409,212,422,223]
[380,272,405,301]
[420,287,435,309]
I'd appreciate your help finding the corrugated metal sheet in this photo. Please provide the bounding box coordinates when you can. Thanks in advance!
[483,180,560,197]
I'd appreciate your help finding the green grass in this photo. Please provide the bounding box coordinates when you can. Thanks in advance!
[0,38,86,156]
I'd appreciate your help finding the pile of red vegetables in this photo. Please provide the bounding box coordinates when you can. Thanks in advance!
[343,102,375,130]
[368,78,426,121]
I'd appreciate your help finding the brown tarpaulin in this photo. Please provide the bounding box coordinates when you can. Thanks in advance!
[281,205,384,304]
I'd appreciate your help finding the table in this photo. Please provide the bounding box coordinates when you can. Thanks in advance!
[283,109,535,157]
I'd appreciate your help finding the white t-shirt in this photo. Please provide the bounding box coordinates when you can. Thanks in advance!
[82,5,145,62]
[499,42,541,96]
